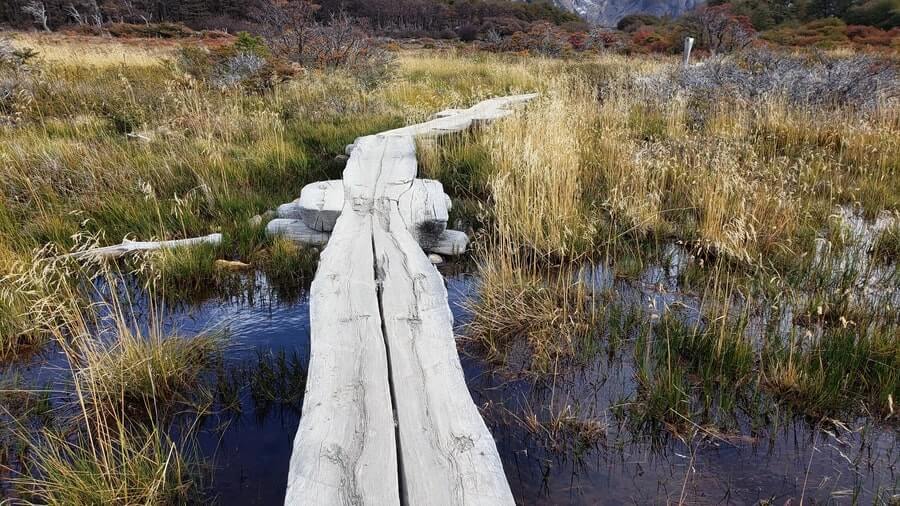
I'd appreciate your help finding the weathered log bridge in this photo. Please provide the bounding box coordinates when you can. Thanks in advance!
[267,94,536,506]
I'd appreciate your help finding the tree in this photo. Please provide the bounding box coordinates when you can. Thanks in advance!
[844,0,900,29]
[22,1,51,31]
[690,5,756,54]
[254,0,320,59]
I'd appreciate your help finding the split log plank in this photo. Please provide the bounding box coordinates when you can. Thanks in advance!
[372,135,514,505]
[284,136,400,506]
[379,94,538,138]
[287,95,536,506]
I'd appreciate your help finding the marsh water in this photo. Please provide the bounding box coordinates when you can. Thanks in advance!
[4,237,899,504]
[0,204,900,505]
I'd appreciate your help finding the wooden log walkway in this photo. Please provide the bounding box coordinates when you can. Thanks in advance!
[283,94,536,506]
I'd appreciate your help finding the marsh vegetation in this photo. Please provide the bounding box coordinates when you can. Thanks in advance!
[1,30,898,504]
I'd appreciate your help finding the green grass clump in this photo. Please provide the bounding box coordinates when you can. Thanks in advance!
[77,331,225,410]
[260,237,318,298]
[15,425,198,506]
[628,307,758,433]
[764,325,900,420]
[657,314,755,388]
[872,223,900,265]
[632,326,692,431]
[147,244,222,300]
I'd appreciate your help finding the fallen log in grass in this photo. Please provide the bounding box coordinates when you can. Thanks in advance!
[61,233,223,259]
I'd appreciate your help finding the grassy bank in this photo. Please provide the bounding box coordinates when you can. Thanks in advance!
[0,33,552,500]
[0,35,548,358]
[439,51,900,429]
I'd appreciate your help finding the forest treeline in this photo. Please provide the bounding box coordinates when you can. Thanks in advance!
[0,0,582,36]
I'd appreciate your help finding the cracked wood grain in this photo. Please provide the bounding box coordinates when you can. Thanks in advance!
[372,135,514,505]
[285,136,400,506]
[287,95,535,506]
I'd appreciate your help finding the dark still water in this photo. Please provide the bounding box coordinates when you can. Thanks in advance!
[173,270,897,505]
[5,269,896,505]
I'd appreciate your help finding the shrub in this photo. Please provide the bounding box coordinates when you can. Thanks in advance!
[844,0,900,30]
[176,37,282,91]
[635,49,900,110]
[617,14,662,33]
[105,22,197,39]
[0,38,37,118]
[279,15,395,88]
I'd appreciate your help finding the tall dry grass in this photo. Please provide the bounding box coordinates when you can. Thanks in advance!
[5,263,217,502]
[483,77,599,257]
[455,50,899,425]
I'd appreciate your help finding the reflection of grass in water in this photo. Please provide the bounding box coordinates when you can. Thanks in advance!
[214,350,307,420]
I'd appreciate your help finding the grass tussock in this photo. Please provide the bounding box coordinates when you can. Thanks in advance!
[465,237,599,375]
[764,325,900,420]
[14,424,198,506]
[259,237,319,298]
[4,263,214,502]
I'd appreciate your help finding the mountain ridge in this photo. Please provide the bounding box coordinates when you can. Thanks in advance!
[549,0,704,26]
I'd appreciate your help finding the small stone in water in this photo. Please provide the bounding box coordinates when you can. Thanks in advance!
[216,259,251,271]
[428,253,444,265]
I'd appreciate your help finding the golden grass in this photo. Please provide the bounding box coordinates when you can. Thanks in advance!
[8,32,175,66]
[465,235,599,374]
[483,77,599,257]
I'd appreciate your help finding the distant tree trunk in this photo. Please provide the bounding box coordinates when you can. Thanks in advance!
[22,1,51,32]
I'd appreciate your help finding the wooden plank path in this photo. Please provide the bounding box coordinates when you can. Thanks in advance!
[281,94,536,506]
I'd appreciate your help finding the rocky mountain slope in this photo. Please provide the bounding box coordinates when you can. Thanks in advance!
[552,0,704,26]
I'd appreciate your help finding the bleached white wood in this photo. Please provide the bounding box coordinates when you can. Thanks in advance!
[287,95,537,506]
[684,37,695,67]
[285,135,400,506]
[429,229,470,256]
[266,218,330,246]
[290,178,453,241]
[297,180,344,232]
[371,136,513,505]
[62,233,222,259]
[378,94,538,138]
